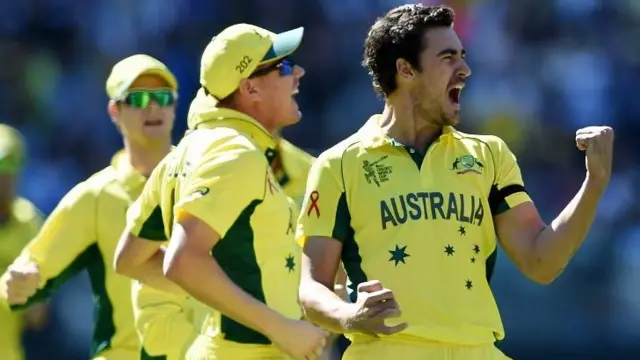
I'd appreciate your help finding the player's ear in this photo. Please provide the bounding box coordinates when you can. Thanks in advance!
[107,100,121,127]
[237,78,260,101]
[396,58,416,81]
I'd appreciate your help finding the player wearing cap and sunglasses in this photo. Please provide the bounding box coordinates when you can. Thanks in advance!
[0,54,178,360]
[128,93,318,360]
[114,24,328,360]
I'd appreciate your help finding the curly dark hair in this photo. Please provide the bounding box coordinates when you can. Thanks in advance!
[363,4,455,97]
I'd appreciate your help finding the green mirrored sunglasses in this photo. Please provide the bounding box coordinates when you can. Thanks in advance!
[119,89,177,109]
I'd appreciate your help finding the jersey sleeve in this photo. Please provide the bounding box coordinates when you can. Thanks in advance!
[10,182,98,308]
[128,165,166,242]
[175,146,267,239]
[132,281,196,359]
[296,152,349,245]
[488,138,532,216]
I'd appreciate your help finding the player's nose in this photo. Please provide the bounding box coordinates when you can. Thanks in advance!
[144,101,163,114]
[293,64,305,79]
[457,59,471,79]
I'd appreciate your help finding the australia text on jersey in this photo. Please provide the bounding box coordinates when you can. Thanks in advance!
[380,191,485,230]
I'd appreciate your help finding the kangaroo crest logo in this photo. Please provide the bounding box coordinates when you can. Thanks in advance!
[451,155,483,175]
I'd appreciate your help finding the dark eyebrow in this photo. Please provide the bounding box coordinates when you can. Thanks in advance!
[438,48,466,58]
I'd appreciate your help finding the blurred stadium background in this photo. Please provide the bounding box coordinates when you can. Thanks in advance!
[2,0,640,359]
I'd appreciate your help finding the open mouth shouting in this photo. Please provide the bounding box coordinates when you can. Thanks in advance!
[447,83,464,108]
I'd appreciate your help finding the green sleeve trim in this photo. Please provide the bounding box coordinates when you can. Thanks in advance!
[213,199,270,344]
[140,347,167,360]
[138,205,168,241]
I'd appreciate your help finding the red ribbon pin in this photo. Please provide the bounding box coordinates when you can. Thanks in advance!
[307,191,320,217]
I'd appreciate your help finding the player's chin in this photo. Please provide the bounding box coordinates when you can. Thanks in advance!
[442,111,460,126]
[280,113,301,128]
[142,125,172,139]
[280,106,302,127]
[446,113,460,126]
[444,104,461,125]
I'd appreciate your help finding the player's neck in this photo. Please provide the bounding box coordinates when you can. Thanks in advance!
[381,95,443,152]
[123,139,171,177]
[222,103,279,136]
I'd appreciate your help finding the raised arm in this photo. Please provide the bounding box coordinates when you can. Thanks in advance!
[494,127,613,284]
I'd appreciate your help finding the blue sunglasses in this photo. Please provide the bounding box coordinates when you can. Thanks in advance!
[250,58,295,78]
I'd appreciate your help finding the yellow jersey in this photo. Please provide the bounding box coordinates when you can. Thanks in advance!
[127,107,304,356]
[9,152,145,359]
[0,197,43,360]
[131,136,314,360]
[297,117,531,347]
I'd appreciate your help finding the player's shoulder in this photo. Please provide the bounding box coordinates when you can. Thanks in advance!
[11,196,41,224]
[181,127,263,158]
[279,138,315,169]
[85,165,120,189]
[58,165,117,207]
[179,128,269,175]
[451,128,510,153]
[316,132,362,166]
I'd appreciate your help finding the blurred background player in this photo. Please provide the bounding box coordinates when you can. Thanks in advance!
[297,4,614,360]
[114,24,328,360]
[0,54,177,360]
[0,124,46,360]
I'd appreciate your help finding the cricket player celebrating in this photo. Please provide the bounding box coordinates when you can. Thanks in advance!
[0,54,177,360]
[297,4,614,360]
[114,23,327,360]
[0,124,46,360]
[131,88,317,360]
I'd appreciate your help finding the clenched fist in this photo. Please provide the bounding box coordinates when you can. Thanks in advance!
[0,263,41,305]
[575,126,614,184]
[269,318,329,360]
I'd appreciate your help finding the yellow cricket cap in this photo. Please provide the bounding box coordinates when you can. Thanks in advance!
[0,124,26,173]
[105,54,178,100]
[199,23,304,101]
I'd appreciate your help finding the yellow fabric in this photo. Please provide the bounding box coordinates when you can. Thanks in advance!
[343,339,511,360]
[132,280,196,360]
[0,197,43,360]
[7,151,145,358]
[127,158,187,359]
[0,124,26,172]
[106,54,178,100]
[185,334,285,360]
[192,23,303,128]
[127,106,302,357]
[296,116,532,347]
